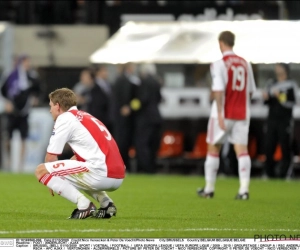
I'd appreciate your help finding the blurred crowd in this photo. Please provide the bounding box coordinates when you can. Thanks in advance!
[0,54,299,179]
[0,57,163,174]
[1,55,42,172]
[71,63,163,174]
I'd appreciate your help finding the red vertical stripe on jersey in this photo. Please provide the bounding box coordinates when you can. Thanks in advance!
[69,110,125,179]
[223,54,248,120]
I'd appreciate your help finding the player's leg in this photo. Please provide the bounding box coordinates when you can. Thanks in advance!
[231,120,251,200]
[197,117,227,198]
[83,176,123,218]
[35,160,96,219]
[84,190,117,218]
[84,190,112,207]
[234,144,251,199]
[202,144,221,194]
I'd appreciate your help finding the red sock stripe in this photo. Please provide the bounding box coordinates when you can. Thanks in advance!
[208,152,219,158]
[39,174,53,185]
[238,153,249,158]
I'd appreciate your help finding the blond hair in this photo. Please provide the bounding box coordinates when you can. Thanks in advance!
[49,88,77,111]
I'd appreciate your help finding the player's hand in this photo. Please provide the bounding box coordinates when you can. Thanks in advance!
[262,91,269,100]
[49,188,54,196]
[218,114,226,130]
[4,101,14,113]
[273,90,280,98]
[120,105,131,116]
[70,155,77,160]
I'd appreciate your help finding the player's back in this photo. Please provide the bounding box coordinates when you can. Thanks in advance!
[222,53,252,120]
[67,109,125,179]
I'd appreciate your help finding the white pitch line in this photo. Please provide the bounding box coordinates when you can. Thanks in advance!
[0,228,299,235]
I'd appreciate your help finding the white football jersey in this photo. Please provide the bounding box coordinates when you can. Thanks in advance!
[47,106,125,179]
[210,51,256,120]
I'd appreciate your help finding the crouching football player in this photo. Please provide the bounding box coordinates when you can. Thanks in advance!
[35,88,125,219]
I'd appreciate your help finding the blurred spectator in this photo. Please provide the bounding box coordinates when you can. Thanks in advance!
[1,55,41,172]
[113,63,140,172]
[262,63,298,179]
[87,65,114,132]
[73,68,94,111]
[133,63,163,174]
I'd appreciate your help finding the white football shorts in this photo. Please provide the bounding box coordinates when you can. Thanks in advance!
[206,117,249,145]
[44,160,124,192]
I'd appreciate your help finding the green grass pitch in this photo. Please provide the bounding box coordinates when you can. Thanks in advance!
[0,172,299,238]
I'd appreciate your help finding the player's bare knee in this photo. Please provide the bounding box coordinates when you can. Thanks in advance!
[208,144,221,155]
[234,144,248,156]
[35,164,49,180]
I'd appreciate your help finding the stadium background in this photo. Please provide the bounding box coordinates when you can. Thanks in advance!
[0,1,299,176]
[0,1,300,240]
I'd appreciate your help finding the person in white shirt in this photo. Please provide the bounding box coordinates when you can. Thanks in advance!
[197,31,256,200]
[35,88,125,219]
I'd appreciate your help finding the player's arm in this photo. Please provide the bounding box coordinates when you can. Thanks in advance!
[210,61,226,130]
[44,118,70,196]
[44,152,59,196]
[45,153,58,162]
[214,91,225,130]
[45,117,70,162]
[214,91,224,113]
[70,155,77,160]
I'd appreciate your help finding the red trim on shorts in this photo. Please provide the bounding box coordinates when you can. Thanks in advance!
[208,152,219,158]
[39,174,53,185]
[238,153,249,158]
[52,166,89,176]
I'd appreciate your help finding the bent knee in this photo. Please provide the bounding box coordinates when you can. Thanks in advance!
[35,164,49,180]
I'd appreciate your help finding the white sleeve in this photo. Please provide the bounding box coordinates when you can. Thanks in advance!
[47,116,71,155]
[247,61,256,94]
[210,60,227,91]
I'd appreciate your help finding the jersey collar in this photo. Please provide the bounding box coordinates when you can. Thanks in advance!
[222,50,235,56]
[68,106,78,111]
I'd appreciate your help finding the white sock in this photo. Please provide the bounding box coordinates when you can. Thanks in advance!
[204,154,220,193]
[39,174,90,209]
[238,153,251,194]
[85,190,113,208]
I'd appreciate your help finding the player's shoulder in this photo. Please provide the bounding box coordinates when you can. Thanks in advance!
[57,111,77,123]
[233,54,250,63]
[210,58,225,70]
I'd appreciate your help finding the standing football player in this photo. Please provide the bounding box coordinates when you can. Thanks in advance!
[35,88,125,219]
[197,31,256,200]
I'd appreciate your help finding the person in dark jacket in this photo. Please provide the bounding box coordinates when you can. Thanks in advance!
[1,55,41,172]
[113,63,140,172]
[133,63,163,174]
[87,65,114,133]
[73,68,94,111]
[262,63,297,178]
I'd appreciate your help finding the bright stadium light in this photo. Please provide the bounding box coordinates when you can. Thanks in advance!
[90,20,300,64]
